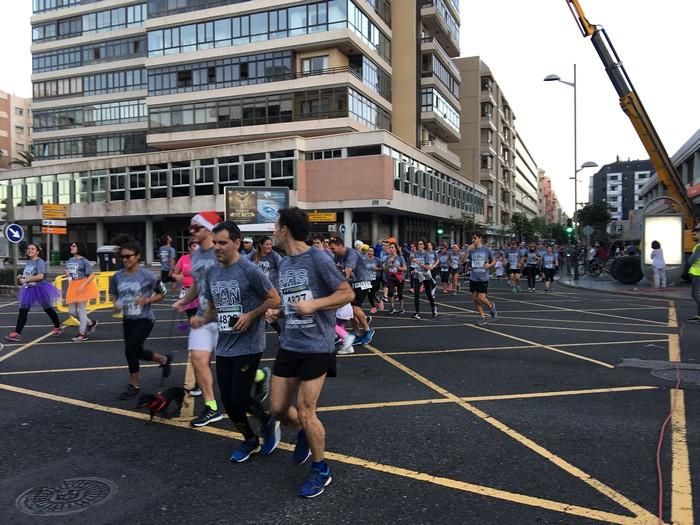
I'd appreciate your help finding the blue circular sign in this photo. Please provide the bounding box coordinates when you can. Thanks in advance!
[4,223,25,244]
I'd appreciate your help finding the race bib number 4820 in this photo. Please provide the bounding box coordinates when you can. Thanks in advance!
[217,306,243,333]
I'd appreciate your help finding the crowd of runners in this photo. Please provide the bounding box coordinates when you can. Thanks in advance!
[7,208,700,499]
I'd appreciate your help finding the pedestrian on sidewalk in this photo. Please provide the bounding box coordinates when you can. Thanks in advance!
[688,226,700,322]
[650,240,667,288]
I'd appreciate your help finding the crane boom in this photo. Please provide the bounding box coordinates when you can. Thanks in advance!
[565,0,697,234]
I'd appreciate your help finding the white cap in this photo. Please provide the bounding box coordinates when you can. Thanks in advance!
[243,237,254,243]
[354,240,363,249]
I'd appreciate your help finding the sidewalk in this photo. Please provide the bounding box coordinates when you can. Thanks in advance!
[558,273,691,301]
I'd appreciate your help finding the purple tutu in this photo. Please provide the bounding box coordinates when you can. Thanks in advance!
[19,282,61,309]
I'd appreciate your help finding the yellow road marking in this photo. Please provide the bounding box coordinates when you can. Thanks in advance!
[668,301,678,328]
[0,381,646,524]
[364,344,657,522]
[668,335,681,363]
[671,388,694,525]
[469,324,615,368]
[0,331,55,363]
[482,323,671,337]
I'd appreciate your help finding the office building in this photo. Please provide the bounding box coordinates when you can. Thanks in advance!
[0,91,32,170]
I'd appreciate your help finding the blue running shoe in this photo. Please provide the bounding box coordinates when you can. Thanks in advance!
[489,302,497,319]
[261,419,281,455]
[230,439,261,463]
[293,429,311,465]
[365,328,375,344]
[299,463,332,498]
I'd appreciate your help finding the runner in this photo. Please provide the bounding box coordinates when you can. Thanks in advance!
[384,241,407,314]
[467,233,497,325]
[364,247,383,313]
[109,241,171,400]
[448,243,463,294]
[522,242,541,293]
[541,245,559,292]
[437,245,451,292]
[158,235,176,291]
[328,237,375,345]
[688,226,700,322]
[410,239,437,319]
[5,243,63,342]
[506,242,522,292]
[266,207,355,498]
[64,241,99,342]
[191,221,282,462]
[250,235,283,343]
[172,240,199,322]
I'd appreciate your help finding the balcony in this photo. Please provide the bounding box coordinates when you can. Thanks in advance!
[420,139,461,169]
[421,1,460,57]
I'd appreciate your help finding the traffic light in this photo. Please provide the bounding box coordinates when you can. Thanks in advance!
[437,224,444,235]
[565,219,574,236]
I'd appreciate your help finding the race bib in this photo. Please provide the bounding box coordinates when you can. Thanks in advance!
[123,301,143,317]
[282,288,313,316]
[217,306,243,333]
[353,281,372,290]
[179,287,188,299]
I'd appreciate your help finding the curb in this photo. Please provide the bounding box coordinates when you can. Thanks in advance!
[557,278,691,302]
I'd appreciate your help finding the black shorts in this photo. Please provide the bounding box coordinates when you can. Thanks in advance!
[440,270,450,283]
[273,348,337,380]
[352,287,369,307]
[507,269,520,275]
[160,270,172,283]
[469,280,489,294]
[543,268,556,281]
[449,268,460,276]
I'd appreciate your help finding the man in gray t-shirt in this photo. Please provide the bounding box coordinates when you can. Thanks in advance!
[158,235,176,285]
[192,221,281,462]
[467,232,497,325]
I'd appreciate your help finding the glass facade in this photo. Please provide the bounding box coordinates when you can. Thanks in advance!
[422,54,459,98]
[34,133,148,161]
[147,0,390,64]
[421,87,460,133]
[33,36,147,73]
[421,0,460,46]
[33,99,147,131]
[33,69,148,100]
[147,0,251,18]
[32,4,146,43]
[149,87,389,133]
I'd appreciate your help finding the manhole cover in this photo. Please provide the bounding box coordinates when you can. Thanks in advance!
[652,368,700,386]
[16,477,117,517]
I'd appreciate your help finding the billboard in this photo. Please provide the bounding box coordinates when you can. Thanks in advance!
[225,187,289,232]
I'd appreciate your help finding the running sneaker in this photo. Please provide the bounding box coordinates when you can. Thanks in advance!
[261,419,281,455]
[119,384,140,400]
[489,302,497,319]
[255,366,272,403]
[687,315,700,322]
[160,354,173,379]
[432,307,438,318]
[366,315,373,326]
[338,333,355,354]
[378,302,384,312]
[475,318,489,326]
[51,327,63,336]
[86,320,98,334]
[230,439,261,463]
[369,307,377,314]
[389,308,396,315]
[5,332,21,342]
[354,331,371,345]
[529,288,536,293]
[412,313,421,320]
[293,429,311,465]
[299,463,333,498]
[188,385,202,397]
[337,346,354,355]
[399,309,406,314]
[190,406,223,427]
[365,329,375,344]
[72,333,88,342]
[334,335,342,347]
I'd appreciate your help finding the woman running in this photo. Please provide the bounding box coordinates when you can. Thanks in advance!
[522,242,541,293]
[365,247,383,313]
[384,242,407,314]
[172,240,199,325]
[6,243,63,342]
[64,242,99,342]
[542,246,559,292]
[448,244,463,294]
[437,245,451,292]
[410,239,437,319]
[109,241,172,400]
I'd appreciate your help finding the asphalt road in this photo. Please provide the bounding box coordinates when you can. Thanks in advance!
[0,279,697,524]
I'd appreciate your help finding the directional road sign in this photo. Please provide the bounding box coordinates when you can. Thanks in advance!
[4,223,25,244]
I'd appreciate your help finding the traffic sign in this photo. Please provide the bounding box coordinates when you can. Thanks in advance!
[42,219,67,227]
[41,226,68,235]
[42,204,68,220]
[308,212,337,223]
[4,223,24,244]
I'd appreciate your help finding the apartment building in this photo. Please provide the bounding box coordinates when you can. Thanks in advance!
[514,131,540,220]
[590,158,652,225]
[0,91,32,170]
[449,56,516,240]
[9,0,486,260]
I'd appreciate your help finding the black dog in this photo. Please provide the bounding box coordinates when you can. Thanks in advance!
[137,387,186,422]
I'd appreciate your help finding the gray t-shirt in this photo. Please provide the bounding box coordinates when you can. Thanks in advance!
[249,250,283,291]
[190,244,217,316]
[204,257,273,357]
[66,256,93,280]
[23,258,47,287]
[411,250,435,280]
[159,245,176,271]
[507,249,521,268]
[278,247,346,354]
[543,253,559,269]
[525,250,540,267]
[335,248,372,288]
[364,256,381,281]
[468,246,493,282]
[438,253,450,271]
[449,251,462,270]
[109,268,164,320]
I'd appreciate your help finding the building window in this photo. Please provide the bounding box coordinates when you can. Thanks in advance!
[15,107,24,116]
[302,56,329,75]
[15,126,24,136]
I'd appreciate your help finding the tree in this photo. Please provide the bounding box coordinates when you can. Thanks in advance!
[575,202,612,232]
[530,217,548,239]
[10,150,34,168]
[511,213,533,241]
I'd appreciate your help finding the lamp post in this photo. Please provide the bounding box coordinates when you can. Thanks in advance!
[544,65,598,280]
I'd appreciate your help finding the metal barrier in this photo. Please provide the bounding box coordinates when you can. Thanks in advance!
[53,271,120,325]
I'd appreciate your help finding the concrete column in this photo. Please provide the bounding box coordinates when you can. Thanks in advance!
[370,213,379,245]
[450,228,455,245]
[343,208,353,246]
[96,218,104,247]
[145,217,154,265]
[392,215,399,239]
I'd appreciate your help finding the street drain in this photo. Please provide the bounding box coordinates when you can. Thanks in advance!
[16,477,117,517]
[651,368,700,386]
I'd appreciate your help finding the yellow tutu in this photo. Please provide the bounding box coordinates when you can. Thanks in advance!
[66,277,98,304]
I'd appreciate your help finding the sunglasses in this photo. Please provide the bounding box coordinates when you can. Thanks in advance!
[121,253,137,260]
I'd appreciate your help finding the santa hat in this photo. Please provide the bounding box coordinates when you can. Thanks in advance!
[191,211,222,231]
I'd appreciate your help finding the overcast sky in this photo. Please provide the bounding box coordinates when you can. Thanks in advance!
[2,0,698,215]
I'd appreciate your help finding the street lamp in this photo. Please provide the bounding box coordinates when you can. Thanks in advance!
[544,64,594,281]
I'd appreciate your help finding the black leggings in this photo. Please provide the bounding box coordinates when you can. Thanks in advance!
[524,266,538,288]
[123,318,155,374]
[413,277,435,314]
[387,276,404,300]
[216,353,271,441]
[16,307,60,334]
[368,279,381,307]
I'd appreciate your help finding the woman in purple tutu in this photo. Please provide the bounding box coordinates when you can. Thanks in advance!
[6,243,63,342]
